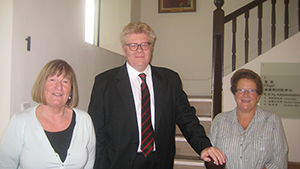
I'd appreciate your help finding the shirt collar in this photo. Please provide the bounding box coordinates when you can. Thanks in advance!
[231,105,266,124]
[126,62,151,80]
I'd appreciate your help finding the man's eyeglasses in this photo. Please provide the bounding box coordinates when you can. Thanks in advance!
[124,42,151,51]
[236,88,258,94]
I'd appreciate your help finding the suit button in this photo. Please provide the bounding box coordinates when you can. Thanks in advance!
[129,158,134,163]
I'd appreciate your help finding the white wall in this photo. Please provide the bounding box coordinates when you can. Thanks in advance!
[0,0,13,139]
[99,0,131,55]
[0,0,126,138]
[223,32,300,162]
[141,0,218,96]
[98,0,141,55]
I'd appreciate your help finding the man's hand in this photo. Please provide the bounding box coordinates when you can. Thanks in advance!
[200,147,226,165]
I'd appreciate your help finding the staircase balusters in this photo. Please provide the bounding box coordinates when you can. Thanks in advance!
[257,3,263,56]
[245,11,249,63]
[232,17,237,71]
[271,0,276,47]
[284,0,290,39]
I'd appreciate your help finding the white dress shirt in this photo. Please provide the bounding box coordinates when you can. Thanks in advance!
[126,62,156,152]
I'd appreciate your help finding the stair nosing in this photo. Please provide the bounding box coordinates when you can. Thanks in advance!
[188,98,212,102]
[174,155,205,167]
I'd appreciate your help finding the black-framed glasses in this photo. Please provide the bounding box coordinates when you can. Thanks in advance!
[124,42,151,51]
[236,88,258,94]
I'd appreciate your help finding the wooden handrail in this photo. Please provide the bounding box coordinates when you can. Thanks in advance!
[224,0,267,23]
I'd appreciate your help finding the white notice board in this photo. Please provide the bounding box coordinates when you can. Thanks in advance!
[260,63,300,119]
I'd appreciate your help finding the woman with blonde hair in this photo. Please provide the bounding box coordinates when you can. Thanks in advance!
[0,59,95,169]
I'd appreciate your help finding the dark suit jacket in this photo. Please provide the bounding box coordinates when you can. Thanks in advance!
[88,63,212,169]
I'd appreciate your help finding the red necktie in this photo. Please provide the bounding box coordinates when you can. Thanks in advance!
[139,73,154,157]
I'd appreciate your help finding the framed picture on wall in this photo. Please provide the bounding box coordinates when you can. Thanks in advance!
[158,0,196,13]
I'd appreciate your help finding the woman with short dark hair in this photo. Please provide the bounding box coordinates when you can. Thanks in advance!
[209,68,288,169]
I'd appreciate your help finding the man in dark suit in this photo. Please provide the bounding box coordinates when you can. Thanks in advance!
[88,22,225,169]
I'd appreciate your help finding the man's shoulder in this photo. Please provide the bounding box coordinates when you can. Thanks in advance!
[95,65,123,79]
[152,65,176,73]
[151,65,178,76]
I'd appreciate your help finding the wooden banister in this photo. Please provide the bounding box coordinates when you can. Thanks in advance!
[224,0,267,23]
[212,0,224,118]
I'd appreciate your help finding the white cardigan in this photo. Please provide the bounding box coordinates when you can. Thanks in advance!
[0,105,96,169]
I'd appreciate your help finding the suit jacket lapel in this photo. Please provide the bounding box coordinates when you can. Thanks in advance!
[151,66,165,132]
[116,64,138,131]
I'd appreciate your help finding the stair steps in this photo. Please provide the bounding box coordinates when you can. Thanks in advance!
[174,155,205,169]
[174,96,212,169]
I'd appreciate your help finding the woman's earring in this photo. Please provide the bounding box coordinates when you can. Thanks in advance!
[69,96,71,100]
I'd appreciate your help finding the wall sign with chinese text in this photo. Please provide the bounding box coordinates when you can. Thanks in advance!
[261,63,300,119]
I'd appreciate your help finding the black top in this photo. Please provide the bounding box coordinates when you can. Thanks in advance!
[45,110,76,162]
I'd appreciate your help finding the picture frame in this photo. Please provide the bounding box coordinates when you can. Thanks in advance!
[158,0,196,13]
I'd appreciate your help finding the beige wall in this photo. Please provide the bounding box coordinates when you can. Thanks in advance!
[98,0,141,54]
[141,0,217,96]
[0,0,13,139]
[99,0,131,55]
[223,32,300,162]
